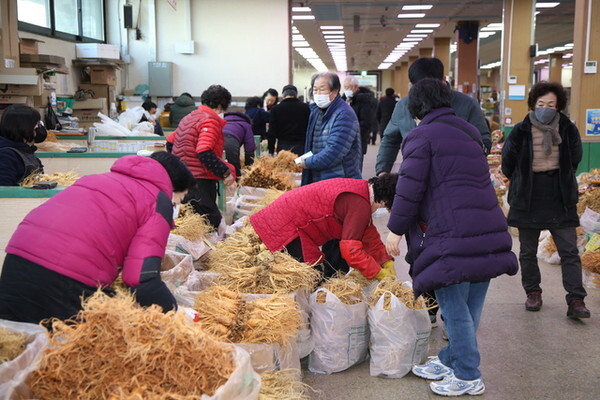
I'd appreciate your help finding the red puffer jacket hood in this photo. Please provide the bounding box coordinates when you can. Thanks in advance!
[6,155,174,288]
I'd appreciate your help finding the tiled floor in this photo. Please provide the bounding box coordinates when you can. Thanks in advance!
[301,142,600,399]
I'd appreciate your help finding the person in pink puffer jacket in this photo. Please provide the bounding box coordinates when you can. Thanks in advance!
[0,152,195,324]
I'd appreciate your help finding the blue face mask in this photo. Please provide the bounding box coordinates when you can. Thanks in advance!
[534,107,557,124]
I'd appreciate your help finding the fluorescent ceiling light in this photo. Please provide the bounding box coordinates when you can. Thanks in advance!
[415,23,440,28]
[378,63,392,69]
[292,6,311,12]
[323,35,345,39]
[485,23,503,28]
[481,27,502,31]
[402,5,433,10]
[536,2,559,8]
[320,25,343,30]
[411,29,434,33]
[292,15,315,20]
[292,34,305,41]
[565,43,573,47]
[407,34,428,38]
[562,53,572,58]
[292,41,310,47]
[321,30,344,35]
[535,11,541,15]
[325,39,345,43]
[397,13,426,18]
[403,38,423,42]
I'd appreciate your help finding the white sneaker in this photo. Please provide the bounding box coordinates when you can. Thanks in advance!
[429,373,485,396]
[412,356,453,380]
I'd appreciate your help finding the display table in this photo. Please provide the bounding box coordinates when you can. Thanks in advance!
[0,187,64,267]
[37,152,136,175]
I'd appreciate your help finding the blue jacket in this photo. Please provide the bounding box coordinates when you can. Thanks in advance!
[301,95,362,185]
[387,107,517,297]
[376,90,491,174]
[0,136,43,186]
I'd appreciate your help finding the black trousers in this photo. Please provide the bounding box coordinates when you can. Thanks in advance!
[285,237,349,279]
[184,178,222,228]
[0,254,105,324]
[518,227,587,303]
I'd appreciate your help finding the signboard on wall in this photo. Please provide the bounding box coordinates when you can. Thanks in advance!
[586,109,600,136]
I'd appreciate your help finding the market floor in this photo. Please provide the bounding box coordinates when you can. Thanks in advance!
[301,141,600,400]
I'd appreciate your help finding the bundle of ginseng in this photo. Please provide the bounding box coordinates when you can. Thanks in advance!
[172,203,215,241]
[194,286,301,346]
[0,328,26,364]
[343,268,376,288]
[582,251,600,274]
[578,189,600,213]
[29,290,235,400]
[259,369,316,400]
[20,171,79,187]
[316,277,364,305]
[367,277,428,310]
[270,150,302,173]
[239,166,295,191]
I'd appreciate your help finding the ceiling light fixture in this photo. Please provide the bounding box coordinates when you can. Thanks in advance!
[415,23,440,28]
[320,25,343,30]
[292,6,311,12]
[536,2,560,8]
[292,15,315,20]
[411,29,434,33]
[402,5,433,10]
[397,13,426,18]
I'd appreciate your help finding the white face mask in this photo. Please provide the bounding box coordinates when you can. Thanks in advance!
[344,89,354,98]
[218,112,225,119]
[314,94,332,109]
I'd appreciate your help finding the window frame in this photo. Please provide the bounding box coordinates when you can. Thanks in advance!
[17,0,106,43]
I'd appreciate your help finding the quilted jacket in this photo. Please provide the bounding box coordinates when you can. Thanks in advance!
[6,155,175,289]
[301,95,362,185]
[387,107,518,297]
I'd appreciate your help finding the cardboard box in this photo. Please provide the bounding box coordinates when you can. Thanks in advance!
[33,89,55,107]
[79,83,116,102]
[0,73,43,95]
[72,109,102,126]
[90,66,117,85]
[0,95,32,105]
[19,38,44,55]
[73,97,107,113]
[75,43,120,60]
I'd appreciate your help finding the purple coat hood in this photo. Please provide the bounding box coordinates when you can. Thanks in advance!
[387,107,517,297]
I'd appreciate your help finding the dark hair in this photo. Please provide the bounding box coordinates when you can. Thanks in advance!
[408,78,451,120]
[368,173,399,210]
[282,84,298,97]
[408,57,444,84]
[385,88,395,97]
[262,88,279,99]
[150,152,195,192]
[200,84,232,111]
[142,100,157,111]
[0,105,41,143]
[527,81,568,111]
[180,92,193,98]
[245,96,262,109]
[310,72,341,97]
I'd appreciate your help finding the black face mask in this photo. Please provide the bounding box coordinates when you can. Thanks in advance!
[34,123,47,143]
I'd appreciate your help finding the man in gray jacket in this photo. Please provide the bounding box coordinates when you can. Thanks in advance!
[376,57,491,175]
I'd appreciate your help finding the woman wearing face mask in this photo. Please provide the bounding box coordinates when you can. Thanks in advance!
[0,152,196,324]
[502,81,590,319]
[301,72,362,186]
[166,84,237,229]
[250,175,398,279]
[0,105,47,186]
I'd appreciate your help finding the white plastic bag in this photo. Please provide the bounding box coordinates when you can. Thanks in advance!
[581,207,600,234]
[161,250,194,287]
[308,288,369,374]
[236,341,300,374]
[201,345,261,400]
[0,320,49,400]
[368,289,431,378]
[166,234,212,261]
[537,231,561,265]
[294,288,314,359]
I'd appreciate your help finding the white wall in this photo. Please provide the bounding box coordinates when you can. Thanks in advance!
[107,0,291,98]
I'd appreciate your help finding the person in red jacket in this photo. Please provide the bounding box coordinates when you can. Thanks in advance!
[249,175,398,279]
[166,85,236,229]
[0,152,196,324]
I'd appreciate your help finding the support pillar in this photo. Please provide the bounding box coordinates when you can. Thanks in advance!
[500,0,535,127]
[571,0,600,139]
[434,37,451,78]
[392,65,402,95]
[419,47,433,58]
[454,21,479,98]
[399,61,409,97]
[549,53,563,82]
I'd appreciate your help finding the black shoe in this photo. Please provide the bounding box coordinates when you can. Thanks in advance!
[525,291,542,311]
[567,298,591,319]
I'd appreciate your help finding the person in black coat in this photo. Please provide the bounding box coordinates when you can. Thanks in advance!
[375,88,397,145]
[245,96,270,141]
[342,76,378,156]
[0,105,46,186]
[502,80,589,319]
[267,84,310,155]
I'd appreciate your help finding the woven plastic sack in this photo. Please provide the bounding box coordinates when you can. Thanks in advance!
[368,289,431,378]
[202,345,261,400]
[0,320,49,400]
[308,288,369,374]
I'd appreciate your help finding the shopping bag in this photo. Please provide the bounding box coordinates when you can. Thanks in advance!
[367,289,431,378]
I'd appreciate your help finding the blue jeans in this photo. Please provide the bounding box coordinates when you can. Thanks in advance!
[435,280,490,381]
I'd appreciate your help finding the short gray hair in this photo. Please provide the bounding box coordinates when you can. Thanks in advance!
[310,72,341,97]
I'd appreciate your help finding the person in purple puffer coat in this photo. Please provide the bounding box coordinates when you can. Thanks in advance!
[223,111,256,178]
[385,78,518,397]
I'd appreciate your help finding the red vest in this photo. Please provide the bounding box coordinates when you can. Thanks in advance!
[250,178,370,264]
[170,105,227,180]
